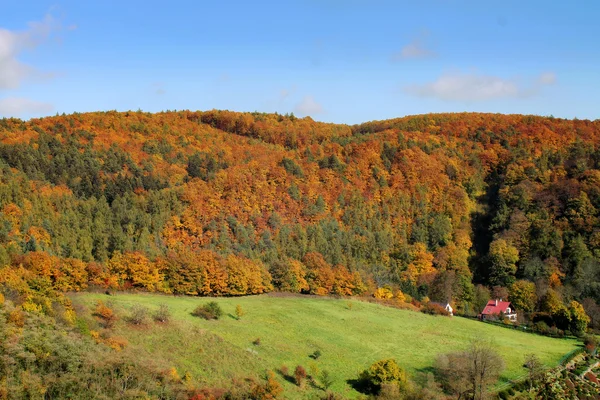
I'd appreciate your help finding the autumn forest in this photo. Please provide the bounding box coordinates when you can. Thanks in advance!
[1,110,600,397]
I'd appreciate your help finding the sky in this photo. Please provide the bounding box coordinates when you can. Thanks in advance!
[1,0,599,124]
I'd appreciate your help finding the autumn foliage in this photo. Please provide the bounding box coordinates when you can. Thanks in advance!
[0,110,598,328]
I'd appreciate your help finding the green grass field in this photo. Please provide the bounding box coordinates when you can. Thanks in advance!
[71,292,580,398]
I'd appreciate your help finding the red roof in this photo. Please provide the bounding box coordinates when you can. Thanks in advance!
[481,299,514,315]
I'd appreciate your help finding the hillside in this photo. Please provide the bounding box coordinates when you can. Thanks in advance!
[1,111,600,325]
[1,110,599,397]
[70,292,580,399]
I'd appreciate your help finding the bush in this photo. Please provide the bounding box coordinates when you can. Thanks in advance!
[320,370,334,390]
[421,303,450,316]
[93,300,117,329]
[584,335,598,353]
[235,304,245,320]
[280,365,289,376]
[153,304,171,323]
[294,365,307,387]
[533,321,549,335]
[250,371,283,399]
[128,304,149,325]
[192,301,223,320]
[359,358,406,393]
[311,349,322,360]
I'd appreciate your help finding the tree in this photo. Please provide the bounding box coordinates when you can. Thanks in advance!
[435,338,504,400]
[524,353,544,389]
[473,285,491,315]
[488,239,519,287]
[568,300,590,335]
[509,280,537,313]
[359,359,406,394]
[582,298,600,330]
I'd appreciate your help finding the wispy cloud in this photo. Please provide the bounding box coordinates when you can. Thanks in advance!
[404,70,557,102]
[0,14,60,90]
[538,72,557,85]
[0,97,53,117]
[391,32,436,61]
[294,96,323,116]
[152,82,166,95]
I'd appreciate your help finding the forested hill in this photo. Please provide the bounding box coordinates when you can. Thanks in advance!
[1,110,600,327]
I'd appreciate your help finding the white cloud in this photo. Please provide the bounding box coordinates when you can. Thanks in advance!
[404,71,557,102]
[294,96,323,115]
[0,97,53,117]
[0,14,59,90]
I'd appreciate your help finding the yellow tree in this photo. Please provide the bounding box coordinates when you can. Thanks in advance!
[509,280,537,313]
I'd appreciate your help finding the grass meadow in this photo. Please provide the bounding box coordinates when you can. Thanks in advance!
[71,292,580,398]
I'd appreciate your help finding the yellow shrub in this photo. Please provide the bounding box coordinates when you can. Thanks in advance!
[7,309,25,327]
[63,309,77,326]
[168,367,181,382]
[104,336,128,351]
[395,290,406,303]
[22,300,43,313]
[374,287,393,299]
[0,293,4,305]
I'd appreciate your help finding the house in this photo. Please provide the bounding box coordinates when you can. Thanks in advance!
[480,299,517,322]
[430,302,453,316]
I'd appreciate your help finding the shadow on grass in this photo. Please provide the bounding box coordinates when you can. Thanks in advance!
[275,369,297,385]
[346,378,372,394]
[227,313,239,320]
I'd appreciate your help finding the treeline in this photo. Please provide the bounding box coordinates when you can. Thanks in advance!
[1,111,600,329]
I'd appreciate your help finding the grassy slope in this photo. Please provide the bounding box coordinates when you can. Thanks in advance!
[71,293,579,398]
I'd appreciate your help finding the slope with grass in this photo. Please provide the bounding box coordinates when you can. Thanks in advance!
[71,292,580,398]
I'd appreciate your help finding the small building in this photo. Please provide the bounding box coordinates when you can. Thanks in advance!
[480,299,517,322]
[430,302,453,316]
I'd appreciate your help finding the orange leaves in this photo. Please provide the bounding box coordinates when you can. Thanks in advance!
[107,252,161,291]
[403,243,435,284]
[302,252,365,296]
[160,249,272,296]
[224,254,272,295]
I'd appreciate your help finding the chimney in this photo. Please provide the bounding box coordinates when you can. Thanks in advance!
[495,299,498,306]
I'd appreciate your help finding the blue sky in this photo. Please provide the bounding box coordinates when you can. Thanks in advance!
[1,1,598,124]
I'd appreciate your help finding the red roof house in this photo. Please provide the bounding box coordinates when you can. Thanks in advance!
[480,299,517,321]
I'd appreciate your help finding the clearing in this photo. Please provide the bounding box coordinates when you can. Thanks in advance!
[71,293,580,398]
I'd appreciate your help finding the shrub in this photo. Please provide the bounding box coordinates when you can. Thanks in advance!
[311,349,322,360]
[374,287,393,300]
[421,303,450,316]
[320,370,334,390]
[192,301,223,320]
[534,321,549,335]
[584,335,598,353]
[250,371,283,399]
[93,300,117,329]
[253,338,261,346]
[235,304,245,320]
[128,304,149,325]
[153,304,171,323]
[294,365,307,387]
[359,358,406,393]
[280,365,289,376]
